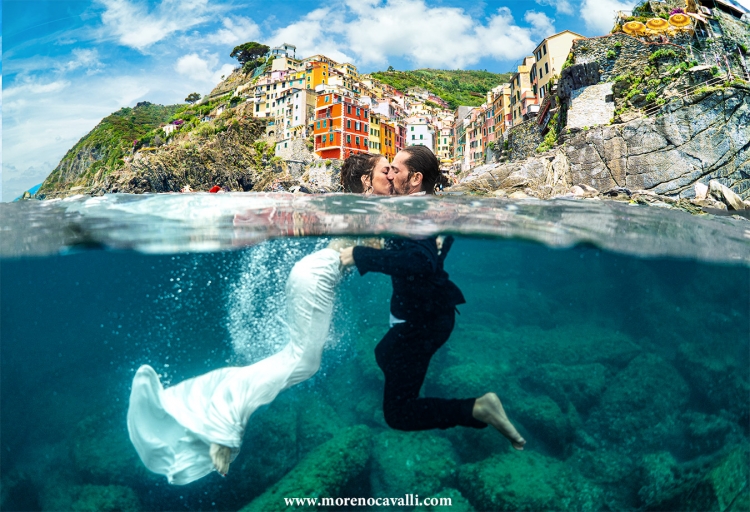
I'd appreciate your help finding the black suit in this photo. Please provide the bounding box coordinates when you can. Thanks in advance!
[352,236,487,431]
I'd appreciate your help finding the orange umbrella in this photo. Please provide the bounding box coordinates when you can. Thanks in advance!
[646,18,670,31]
[669,13,692,27]
[623,21,646,35]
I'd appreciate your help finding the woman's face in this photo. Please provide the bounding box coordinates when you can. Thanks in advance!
[365,157,392,196]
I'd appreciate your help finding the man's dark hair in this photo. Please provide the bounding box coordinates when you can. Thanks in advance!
[340,153,382,193]
[400,146,440,195]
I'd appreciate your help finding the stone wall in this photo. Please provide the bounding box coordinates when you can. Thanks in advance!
[572,33,687,82]
[567,83,616,130]
[457,85,750,199]
[507,120,543,161]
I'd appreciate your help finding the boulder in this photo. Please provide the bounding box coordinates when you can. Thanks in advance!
[458,451,603,511]
[239,425,372,512]
[370,430,458,496]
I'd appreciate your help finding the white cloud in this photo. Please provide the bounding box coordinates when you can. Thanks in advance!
[58,48,103,74]
[205,16,261,46]
[175,53,235,85]
[4,79,71,99]
[535,0,574,15]
[98,0,215,50]
[524,11,556,38]
[581,0,638,36]
[270,8,353,64]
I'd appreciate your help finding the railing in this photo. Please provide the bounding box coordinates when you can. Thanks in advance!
[639,75,738,118]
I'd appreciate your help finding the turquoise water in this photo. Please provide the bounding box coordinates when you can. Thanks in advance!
[1,193,749,511]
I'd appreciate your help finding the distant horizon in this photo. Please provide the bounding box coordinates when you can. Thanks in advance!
[3,0,640,201]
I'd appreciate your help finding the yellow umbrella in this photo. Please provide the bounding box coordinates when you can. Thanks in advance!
[646,18,670,31]
[623,21,646,35]
[669,13,692,27]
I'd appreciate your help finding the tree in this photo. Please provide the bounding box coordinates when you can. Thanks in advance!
[230,42,269,66]
[185,92,201,104]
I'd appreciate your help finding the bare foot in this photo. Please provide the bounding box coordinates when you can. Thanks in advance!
[210,443,232,475]
[473,392,526,450]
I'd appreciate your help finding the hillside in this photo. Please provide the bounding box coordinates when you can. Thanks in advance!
[371,69,512,108]
[39,102,181,194]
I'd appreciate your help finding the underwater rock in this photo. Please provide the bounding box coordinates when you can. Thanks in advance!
[234,393,300,497]
[457,450,604,511]
[370,430,458,497]
[509,393,578,456]
[1,470,41,511]
[296,389,345,455]
[520,362,608,415]
[586,353,690,452]
[70,411,151,486]
[239,425,372,512]
[40,479,141,512]
[569,447,640,507]
[679,411,743,459]
[675,341,750,424]
[413,487,476,512]
[638,444,750,511]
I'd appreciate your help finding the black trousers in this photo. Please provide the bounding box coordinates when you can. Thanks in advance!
[374,309,488,431]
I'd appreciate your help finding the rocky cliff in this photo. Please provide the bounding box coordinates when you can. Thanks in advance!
[458,84,749,203]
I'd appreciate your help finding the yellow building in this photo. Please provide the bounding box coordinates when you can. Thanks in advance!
[509,56,537,126]
[369,113,382,154]
[531,30,585,101]
[491,84,512,137]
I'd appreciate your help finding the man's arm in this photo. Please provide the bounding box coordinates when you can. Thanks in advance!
[341,239,438,277]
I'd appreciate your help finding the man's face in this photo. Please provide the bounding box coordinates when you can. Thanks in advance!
[388,152,421,195]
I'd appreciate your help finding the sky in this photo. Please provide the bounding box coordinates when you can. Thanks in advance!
[2,0,646,201]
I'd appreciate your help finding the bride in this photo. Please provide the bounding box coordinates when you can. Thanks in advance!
[127,154,391,484]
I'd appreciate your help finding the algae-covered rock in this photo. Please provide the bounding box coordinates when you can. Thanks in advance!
[240,425,372,512]
[520,362,608,414]
[510,393,578,456]
[639,444,750,511]
[413,487,476,512]
[70,411,151,486]
[371,430,458,497]
[675,341,750,423]
[70,484,141,512]
[586,353,689,452]
[458,451,603,511]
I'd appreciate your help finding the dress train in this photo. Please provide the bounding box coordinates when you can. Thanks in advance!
[127,248,342,484]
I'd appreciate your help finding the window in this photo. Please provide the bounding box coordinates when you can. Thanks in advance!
[284,142,288,148]
[356,107,360,116]
[325,95,330,103]
[545,63,549,74]
[364,112,368,119]
[355,121,360,130]
[329,133,333,141]
[420,134,423,139]
[255,104,260,112]
[347,135,351,143]
[316,121,320,129]
[323,120,327,128]
[411,126,414,131]
[347,105,352,114]
[543,44,547,55]
[412,135,415,140]
[356,136,360,145]
[347,120,351,129]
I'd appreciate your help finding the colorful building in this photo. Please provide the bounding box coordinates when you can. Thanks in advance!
[313,89,370,160]
[510,56,538,126]
[380,120,396,161]
[531,30,585,101]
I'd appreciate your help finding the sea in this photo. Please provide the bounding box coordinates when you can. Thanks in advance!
[1,192,748,511]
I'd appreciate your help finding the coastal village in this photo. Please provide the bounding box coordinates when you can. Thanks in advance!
[189,0,749,182]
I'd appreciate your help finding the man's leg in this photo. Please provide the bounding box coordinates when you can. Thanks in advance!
[375,311,486,431]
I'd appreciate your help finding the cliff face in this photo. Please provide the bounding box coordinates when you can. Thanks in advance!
[460,85,750,200]
[41,102,282,198]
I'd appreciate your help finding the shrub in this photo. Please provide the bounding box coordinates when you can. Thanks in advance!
[614,41,623,48]
[647,78,661,88]
[649,48,677,62]
[607,50,617,59]
[656,98,667,106]
[710,66,720,76]
[645,91,657,102]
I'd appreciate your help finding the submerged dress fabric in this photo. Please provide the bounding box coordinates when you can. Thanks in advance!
[127,248,342,485]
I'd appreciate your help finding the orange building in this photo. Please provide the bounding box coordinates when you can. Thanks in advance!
[379,120,396,162]
[314,91,370,160]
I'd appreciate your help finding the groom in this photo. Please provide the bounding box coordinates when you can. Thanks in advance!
[340,146,525,449]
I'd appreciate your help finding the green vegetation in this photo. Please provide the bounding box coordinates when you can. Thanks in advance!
[40,102,181,192]
[536,111,559,153]
[561,53,574,71]
[185,92,201,104]
[230,41,270,74]
[614,41,623,49]
[645,91,657,102]
[649,48,678,62]
[371,69,512,109]
[607,50,617,59]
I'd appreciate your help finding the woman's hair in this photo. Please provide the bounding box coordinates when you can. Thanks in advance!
[400,146,441,195]
[340,153,383,193]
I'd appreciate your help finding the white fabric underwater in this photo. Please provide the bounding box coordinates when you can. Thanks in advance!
[127,248,342,485]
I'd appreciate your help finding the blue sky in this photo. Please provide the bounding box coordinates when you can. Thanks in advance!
[2,0,643,201]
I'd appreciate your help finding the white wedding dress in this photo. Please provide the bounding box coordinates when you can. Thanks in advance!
[127,248,342,485]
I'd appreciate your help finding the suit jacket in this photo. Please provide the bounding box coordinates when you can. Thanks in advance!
[352,236,465,322]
